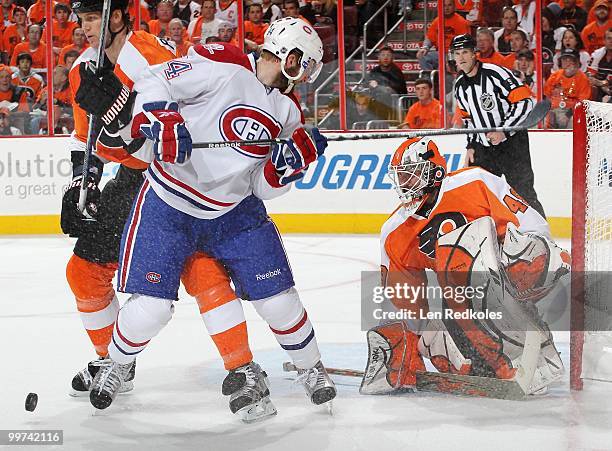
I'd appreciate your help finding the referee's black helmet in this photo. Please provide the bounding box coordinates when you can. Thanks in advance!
[450,34,476,52]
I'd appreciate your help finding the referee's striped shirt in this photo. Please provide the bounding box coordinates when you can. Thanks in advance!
[454,62,534,147]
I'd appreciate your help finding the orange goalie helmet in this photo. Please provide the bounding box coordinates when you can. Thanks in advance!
[388,137,447,214]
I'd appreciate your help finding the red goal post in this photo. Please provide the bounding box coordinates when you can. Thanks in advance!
[571,100,612,391]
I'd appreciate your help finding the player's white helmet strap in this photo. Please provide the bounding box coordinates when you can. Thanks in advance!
[262,17,324,85]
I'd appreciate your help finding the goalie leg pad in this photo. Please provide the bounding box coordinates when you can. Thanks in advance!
[418,319,472,375]
[360,321,424,394]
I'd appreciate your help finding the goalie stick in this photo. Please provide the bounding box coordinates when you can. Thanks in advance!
[282,330,540,401]
[193,100,550,149]
[77,0,113,213]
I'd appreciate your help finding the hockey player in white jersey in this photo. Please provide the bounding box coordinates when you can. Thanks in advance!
[88,18,337,415]
[360,137,571,397]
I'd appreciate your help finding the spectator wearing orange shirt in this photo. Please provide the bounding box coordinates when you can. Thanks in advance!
[0,65,29,115]
[244,4,268,51]
[3,6,27,61]
[416,0,470,70]
[58,27,87,65]
[52,3,78,57]
[282,0,311,25]
[128,0,150,23]
[168,18,192,55]
[11,24,46,68]
[476,28,508,67]
[27,0,57,25]
[581,0,611,53]
[400,78,441,129]
[1,0,16,31]
[503,30,535,69]
[63,49,79,68]
[544,47,592,128]
[11,52,43,109]
[32,64,72,134]
[148,0,173,38]
[454,0,474,16]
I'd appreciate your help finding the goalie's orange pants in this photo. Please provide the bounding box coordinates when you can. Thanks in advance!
[66,251,252,370]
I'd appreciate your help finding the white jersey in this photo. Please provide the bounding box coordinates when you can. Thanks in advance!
[131,42,303,219]
[215,0,238,28]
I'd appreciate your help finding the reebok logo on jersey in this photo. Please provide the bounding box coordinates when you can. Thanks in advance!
[146,272,162,284]
[255,268,281,281]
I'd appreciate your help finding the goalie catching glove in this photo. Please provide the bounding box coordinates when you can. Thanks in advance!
[132,101,192,164]
[501,223,571,302]
[266,127,327,186]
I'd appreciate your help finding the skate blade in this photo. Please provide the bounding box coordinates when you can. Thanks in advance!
[69,381,134,398]
[237,397,277,424]
[326,400,333,416]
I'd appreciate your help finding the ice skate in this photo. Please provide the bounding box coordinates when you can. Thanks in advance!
[70,357,135,397]
[89,358,135,410]
[225,362,277,423]
[296,361,336,411]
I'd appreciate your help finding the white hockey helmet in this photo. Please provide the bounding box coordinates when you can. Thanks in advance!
[262,17,324,85]
[388,137,447,214]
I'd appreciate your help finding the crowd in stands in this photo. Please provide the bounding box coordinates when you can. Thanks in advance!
[345,0,611,130]
[0,0,608,134]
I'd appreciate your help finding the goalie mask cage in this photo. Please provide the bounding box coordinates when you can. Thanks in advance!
[571,100,612,391]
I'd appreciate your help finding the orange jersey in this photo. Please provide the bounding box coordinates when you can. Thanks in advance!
[426,13,471,50]
[58,43,88,66]
[52,20,78,49]
[244,21,268,45]
[174,40,193,56]
[11,71,43,100]
[27,0,56,24]
[3,25,27,58]
[477,50,510,68]
[69,30,178,168]
[403,98,441,129]
[0,86,29,111]
[543,69,592,110]
[381,167,550,278]
[502,52,538,70]
[454,0,474,13]
[10,42,47,68]
[129,2,151,23]
[581,19,611,54]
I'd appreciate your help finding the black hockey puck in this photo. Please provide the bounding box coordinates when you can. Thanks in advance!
[25,393,38,412]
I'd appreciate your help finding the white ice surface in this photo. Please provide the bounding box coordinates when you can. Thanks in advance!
[1,235,611,451]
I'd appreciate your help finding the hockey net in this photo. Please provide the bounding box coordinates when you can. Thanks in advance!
[571,100,612,390]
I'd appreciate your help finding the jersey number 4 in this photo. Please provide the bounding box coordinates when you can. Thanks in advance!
[503,188,528,214]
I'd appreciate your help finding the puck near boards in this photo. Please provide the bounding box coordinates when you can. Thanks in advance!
[25,393,38,412]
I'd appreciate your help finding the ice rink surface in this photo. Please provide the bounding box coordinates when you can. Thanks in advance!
[1,235,611,451]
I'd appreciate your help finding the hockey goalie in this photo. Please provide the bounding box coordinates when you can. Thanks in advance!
[360,137,571,397]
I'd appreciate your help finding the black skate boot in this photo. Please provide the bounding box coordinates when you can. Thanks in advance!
[70,357,136,397]
[89,358,135,410]
[224,362,277,423]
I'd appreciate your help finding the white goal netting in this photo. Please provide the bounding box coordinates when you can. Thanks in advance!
[580,100,612,382]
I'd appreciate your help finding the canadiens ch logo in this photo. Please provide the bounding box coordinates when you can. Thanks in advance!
[146,272,162,284]
[480,93,495,112]
[219,105,282,158]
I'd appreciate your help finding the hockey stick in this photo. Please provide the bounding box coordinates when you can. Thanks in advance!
[283,361,364,378]
[77,0,113,213]
[192,100,550,149]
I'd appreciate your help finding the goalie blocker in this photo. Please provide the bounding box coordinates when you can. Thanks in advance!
[361,137,570,397]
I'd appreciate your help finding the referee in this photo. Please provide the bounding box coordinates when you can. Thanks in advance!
[450,34,545,218]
